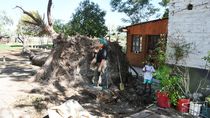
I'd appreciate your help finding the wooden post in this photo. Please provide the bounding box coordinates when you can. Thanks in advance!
[3,56,6,62]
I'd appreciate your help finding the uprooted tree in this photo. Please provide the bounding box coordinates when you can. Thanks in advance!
[16,0,59,81]
[16,0,129,86]
[15,1,156,116]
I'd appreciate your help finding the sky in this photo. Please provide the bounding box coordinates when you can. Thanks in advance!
[0,0,163,30]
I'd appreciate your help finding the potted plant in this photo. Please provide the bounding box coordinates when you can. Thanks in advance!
[203,52,210,113]
[191,51,210,116]
[177,98,190,113]
[155,65,189,109]
[173,66,191,113]
[154,34,191,110]
[154,65,171,108]
[154,65,179,108]
[166,35,194,112]
[163,74,184,107]
[200,95,210,118]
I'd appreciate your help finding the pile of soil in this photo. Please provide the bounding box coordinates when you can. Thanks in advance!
[34,35,129,86]
[30,35,148,117]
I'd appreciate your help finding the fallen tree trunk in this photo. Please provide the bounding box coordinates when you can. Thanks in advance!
[22,48,49,67]
[30,54,48,67]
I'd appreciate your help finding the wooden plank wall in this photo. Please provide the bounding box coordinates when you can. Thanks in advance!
[126,19,168,67]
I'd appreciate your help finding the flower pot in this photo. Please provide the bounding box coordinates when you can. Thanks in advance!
[200,100,210,118]
[156,91,171,108]
[201,106,210,118]
[177,98,190,113]
[189,101,202,116]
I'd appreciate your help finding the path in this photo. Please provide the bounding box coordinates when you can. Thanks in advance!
[0,50,42,117]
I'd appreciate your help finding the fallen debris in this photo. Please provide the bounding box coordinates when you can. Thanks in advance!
[48,99,95,118]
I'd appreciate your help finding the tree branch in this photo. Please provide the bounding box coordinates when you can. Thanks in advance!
[17,34,24,44]
[15,6,40,24]
[47,0,53,26]
[15,0,57,37]
[23,20,39,26]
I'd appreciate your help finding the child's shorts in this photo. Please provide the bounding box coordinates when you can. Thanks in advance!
[144,79,153,84]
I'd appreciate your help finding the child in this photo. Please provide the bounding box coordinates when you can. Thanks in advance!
[142,60,155,95]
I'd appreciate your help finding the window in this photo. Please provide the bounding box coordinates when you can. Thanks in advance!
[148,35,160,51]
[132,35,142,53]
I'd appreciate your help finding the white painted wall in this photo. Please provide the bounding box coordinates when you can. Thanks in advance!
[166,0,210,69]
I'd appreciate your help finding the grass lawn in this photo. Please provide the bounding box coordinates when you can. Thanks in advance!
[0,43,53,51]
[0,43,22,51]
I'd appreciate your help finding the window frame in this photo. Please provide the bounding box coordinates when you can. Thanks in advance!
[131,35,143,53]
[147,35,160,51]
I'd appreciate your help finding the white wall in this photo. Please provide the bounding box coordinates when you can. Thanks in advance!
[166,0,210,69]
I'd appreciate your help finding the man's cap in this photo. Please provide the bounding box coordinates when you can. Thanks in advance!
[98,37,108,46]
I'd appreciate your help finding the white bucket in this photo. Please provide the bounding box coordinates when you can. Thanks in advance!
[189,101,202,116]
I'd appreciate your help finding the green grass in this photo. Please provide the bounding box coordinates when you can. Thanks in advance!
[10,45,23,47]
[0,44,22,51]
[0,43,53,51]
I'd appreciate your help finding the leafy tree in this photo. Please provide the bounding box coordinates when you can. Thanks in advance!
[53,19,70,36]
[159,0,170,18]
[69,0,108,37]
[110,0,159,24]
[53,19,65,34]
[0,11,13,37]
[159,0,170,7]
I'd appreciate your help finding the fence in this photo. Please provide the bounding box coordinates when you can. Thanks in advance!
[9,36,53,49]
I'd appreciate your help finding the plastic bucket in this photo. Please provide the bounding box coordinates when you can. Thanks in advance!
[156,91,171,108]
[189,102,202,116]
[177,99,190,113]
[201,102,210,118]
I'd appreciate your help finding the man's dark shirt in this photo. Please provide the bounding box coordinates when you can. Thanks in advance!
[96,47,107,63]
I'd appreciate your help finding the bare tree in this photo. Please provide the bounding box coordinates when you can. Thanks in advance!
[16,0,65,81]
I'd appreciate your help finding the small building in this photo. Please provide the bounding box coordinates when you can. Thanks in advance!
[123,18,168,67]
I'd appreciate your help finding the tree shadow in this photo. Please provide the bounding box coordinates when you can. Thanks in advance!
[10,76,32,81]
[0,56,36,80]
[28,88,66,105]
[15,97,47,113]
[0,65,35,79]
[0,57,18,61]
[25,80,69,107]
[53,80,66,94]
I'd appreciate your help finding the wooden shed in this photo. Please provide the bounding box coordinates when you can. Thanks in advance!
[124,18,168,67]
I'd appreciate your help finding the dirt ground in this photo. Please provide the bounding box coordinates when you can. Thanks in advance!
[0,49,193,118]
[0,49,47,117]
[0,48,139,118]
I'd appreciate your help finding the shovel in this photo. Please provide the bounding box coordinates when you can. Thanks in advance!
[117,55,124,91]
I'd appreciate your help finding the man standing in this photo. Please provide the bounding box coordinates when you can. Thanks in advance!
[91,37,108,88]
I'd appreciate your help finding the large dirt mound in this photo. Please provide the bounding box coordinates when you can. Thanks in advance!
[35,35,129,87]
[29,35,150,117]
